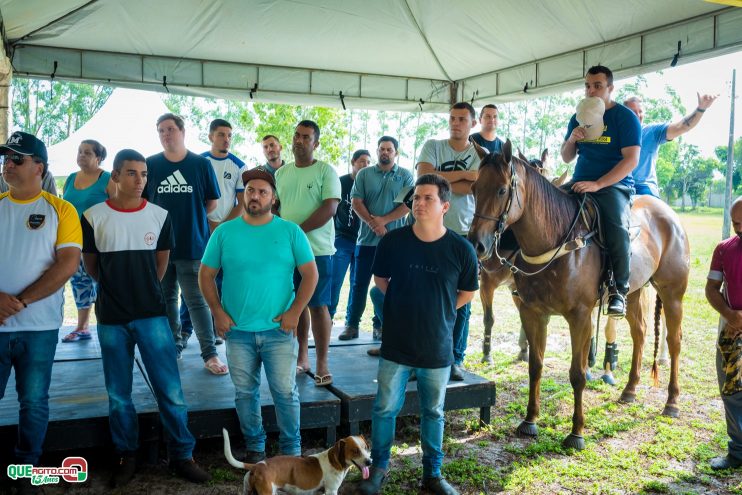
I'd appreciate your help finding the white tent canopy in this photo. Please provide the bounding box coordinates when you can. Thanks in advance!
[46,88,209,177]
[2,1,742,111]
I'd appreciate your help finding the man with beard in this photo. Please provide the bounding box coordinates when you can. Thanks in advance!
[339,137,413,343]
[199,168,317,460]
[417,102,482,381]
[275,120,341,387]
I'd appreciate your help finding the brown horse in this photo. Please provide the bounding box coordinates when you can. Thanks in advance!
[468,140,689,450]
[479,149,570,364]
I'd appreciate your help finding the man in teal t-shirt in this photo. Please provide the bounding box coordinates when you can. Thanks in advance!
[199,168,318,460]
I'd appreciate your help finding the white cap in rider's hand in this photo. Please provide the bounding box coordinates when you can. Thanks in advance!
[576,97,605,141]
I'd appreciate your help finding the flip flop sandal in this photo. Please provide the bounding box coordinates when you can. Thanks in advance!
[204,361,229,375]
[62,330,92,343]
[313,374,333,387]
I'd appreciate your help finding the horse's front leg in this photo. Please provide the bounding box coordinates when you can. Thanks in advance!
[563,309,593,450]
[516,307,548,437]
[479,267,497,364]
[620,290,646,404]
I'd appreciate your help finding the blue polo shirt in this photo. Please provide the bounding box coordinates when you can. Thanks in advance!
[632,123,669,197]
[565,103,641,188]
[351,164,414,246]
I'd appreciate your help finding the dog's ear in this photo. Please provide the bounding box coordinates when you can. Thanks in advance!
[338,439,347,467]
[328,440,345,471]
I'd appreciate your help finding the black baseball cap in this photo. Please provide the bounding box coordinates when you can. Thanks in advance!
[0,131,48,164]
[242,166,276,188]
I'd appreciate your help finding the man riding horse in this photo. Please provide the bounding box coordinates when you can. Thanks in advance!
[560,65,641,318]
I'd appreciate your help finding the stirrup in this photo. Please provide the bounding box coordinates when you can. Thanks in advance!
[606,292,627,316]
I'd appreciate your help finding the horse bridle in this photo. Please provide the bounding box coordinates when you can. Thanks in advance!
[473,156,522,270]
[473,156,588,277]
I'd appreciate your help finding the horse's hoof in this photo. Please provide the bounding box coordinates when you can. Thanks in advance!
[618,391,636,404]
[516,350,528,362]
[661,405,680,418]
[481,354,494,365]
[601,373,616,386]
[562,434,585,451]
[657,357,670,367]
[516,421,538,437]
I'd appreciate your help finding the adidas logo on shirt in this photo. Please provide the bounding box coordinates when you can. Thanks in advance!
[157,170,193,193]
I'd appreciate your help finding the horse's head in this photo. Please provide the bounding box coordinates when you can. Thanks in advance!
[518,148,549,175]
[468,139,528,259]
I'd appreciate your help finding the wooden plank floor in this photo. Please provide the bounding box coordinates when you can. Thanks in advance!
[1,326,496,453]
[168,342,340,445]
[307,344,497,435]
[0,359,159,452]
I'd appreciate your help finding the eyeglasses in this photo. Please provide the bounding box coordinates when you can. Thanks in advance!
[2,153,27,166]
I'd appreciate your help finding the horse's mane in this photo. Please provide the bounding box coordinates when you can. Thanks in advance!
[517,158,578,244]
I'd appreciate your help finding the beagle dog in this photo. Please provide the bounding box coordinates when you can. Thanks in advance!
[222,428,372,494]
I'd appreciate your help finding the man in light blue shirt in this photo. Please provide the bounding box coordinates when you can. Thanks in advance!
[625,92,717,197]
[199,168,318,461]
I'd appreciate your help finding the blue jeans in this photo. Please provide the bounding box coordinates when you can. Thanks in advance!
[346,245,380,329]
[453,303,471,365]
[180,270,222,338]
[329,236,357,319]
[162,259,217,361]
[0,330,58,464]
[371,358,450,478]
[370,286,385,327]
[98,317,195,460]
[226,329,301,456]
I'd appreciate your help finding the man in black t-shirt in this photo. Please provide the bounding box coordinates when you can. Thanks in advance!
[356,174,478,495]
[82,150,209,487]
[330,149,369,324]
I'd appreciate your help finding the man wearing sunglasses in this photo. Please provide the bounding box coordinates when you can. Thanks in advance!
[0,131,81,492]
[0,155,58,196]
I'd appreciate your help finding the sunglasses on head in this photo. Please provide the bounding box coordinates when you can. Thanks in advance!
[2,153,28,165]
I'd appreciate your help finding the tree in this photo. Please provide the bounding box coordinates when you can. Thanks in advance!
[163,94,253,149]
[252,103,349,167]
[11,78,113,145]
[715,137,742,194]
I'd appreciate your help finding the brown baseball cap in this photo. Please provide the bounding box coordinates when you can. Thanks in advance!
[242,166,276,188]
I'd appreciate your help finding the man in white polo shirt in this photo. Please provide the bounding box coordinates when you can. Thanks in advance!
[0,132,81,487]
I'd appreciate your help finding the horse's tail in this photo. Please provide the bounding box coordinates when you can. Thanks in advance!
[650,294,662,387]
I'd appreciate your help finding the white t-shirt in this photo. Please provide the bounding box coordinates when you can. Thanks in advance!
[202,152,245,223]
[0,191,82,331]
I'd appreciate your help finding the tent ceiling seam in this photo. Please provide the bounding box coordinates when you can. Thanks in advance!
[14,0,100,45]
[402,0,452,82]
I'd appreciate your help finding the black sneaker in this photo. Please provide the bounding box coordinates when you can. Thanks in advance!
[169,458,211,483]
[710,455,742,470]
[449,364,465,381]
[422,476,460,495]
[215,337,224,345]
[606,293,626,317]
[243,450,266,464]
[110,453,137,488]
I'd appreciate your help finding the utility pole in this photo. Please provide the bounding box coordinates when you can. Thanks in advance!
[723,69,736,239]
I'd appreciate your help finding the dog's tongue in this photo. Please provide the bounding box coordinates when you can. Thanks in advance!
[362,466,370,479]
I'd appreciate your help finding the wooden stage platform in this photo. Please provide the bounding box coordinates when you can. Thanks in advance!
[0,326,495,456]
